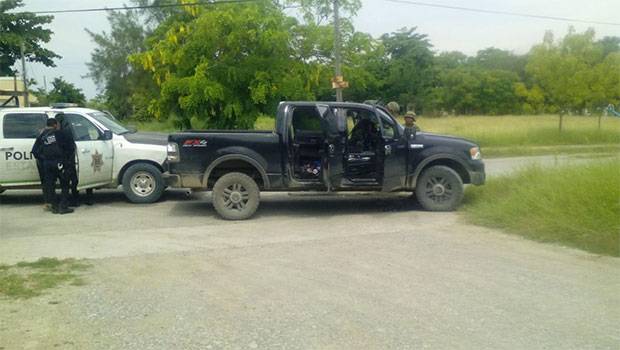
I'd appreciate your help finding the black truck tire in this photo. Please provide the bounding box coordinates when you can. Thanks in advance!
[212,172,260,220]
[122,163,165,204]
[415,165,464,211]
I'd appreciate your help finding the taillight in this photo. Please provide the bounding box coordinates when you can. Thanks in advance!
[167,142,180,162]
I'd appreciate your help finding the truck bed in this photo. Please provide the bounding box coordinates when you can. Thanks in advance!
[168,130,283,189]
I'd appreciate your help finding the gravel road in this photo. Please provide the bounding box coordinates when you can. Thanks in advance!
[0,154,618,349]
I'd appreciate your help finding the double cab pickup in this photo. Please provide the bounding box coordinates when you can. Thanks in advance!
[166,102,485,220]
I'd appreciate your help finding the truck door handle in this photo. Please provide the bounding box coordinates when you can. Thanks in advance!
[81,149,90,154]
[0,147,14,151]
[385,145,392,155]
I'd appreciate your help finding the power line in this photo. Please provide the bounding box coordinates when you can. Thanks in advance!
[385,0,620,26]
[26,0,261,15]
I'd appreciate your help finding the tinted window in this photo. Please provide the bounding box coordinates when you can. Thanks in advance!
[63,114,102,141]
[2,113,47,139]
[377,109,400,139]
[292,107,322,132]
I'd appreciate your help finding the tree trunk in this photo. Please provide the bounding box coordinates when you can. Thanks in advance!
[598,114,602,131]
[559,113,564,133]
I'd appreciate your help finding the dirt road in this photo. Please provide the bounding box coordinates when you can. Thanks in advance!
[1,155,618,349]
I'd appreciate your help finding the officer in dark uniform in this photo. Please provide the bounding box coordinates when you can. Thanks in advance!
[31,118,74,214]
[56,115,80,206]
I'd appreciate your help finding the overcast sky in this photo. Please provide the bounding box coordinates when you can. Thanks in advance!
[16,0,620,99]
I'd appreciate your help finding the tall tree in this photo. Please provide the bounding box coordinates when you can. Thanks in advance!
[0,0,60,75]
[380,27,435,112]
[86,10,156,120]
[132,0,316,129]
[46,77,86,105]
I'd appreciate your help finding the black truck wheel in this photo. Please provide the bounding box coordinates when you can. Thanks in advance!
[212,172,260,220]
[415,165,464,211]
[122,163,165,203]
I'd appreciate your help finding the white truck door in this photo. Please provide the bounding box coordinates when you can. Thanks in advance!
[0,112,47,186]
[62,113,113,188]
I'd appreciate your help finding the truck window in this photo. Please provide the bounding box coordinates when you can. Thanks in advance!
[292,107,322,132]
[376,109,398,139]
[2,113,47,139]
[62,114,103,141]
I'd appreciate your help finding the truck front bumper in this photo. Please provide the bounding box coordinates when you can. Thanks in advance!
[468,160,485,185]
[162,172,181,188]
[468,170,485,185]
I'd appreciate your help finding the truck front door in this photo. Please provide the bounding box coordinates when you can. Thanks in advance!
[376,108,407,191]
[61,113,113,188]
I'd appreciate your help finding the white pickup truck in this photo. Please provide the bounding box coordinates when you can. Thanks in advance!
[0,106,168,203]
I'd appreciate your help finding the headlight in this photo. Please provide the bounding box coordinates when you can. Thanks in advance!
[470,147,482,160]
[167,142,180,162]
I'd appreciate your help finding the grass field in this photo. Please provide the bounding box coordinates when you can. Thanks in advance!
[131,114,620,157]
[0,258,91,299]
[462,159,620,256]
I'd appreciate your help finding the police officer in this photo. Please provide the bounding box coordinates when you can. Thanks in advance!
[31,118,74,214]
[56,115,81,206]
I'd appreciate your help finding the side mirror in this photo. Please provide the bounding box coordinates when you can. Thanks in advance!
[103,130,113,140]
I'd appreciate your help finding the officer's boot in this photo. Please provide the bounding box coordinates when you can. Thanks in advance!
[56,197,74,215]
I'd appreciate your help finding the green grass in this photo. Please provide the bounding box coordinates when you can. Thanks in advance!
[482,144,620,158]
[415,115,620,148]
[130,119,177,133]
[0,258,92,299]
[463,159,620,256]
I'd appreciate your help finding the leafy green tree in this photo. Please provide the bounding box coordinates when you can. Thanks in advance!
[527,29,599,118]
[86,10,157,120]
[596,36,620,57]
[472,47,527,78]
[0,0,60,75]
[132,1,318,129]
[379,27,435,112]
[46,77,86,105]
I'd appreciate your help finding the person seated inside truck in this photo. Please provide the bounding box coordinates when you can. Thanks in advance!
[348,115,380,153]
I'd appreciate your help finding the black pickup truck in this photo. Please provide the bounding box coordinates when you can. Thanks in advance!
[166,102,485,220]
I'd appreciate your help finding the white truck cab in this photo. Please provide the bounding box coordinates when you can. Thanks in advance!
[0,106,168,203]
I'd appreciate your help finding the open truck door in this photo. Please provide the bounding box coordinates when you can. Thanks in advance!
[318,104,345,191]
[376,108,408,192]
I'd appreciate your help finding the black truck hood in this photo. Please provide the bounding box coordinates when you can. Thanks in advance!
[122,132,168,146]
[416,132,478,147]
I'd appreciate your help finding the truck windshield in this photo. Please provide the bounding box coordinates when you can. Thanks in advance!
[88,112,130,135]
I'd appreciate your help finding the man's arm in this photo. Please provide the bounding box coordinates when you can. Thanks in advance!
[31,134,43,160]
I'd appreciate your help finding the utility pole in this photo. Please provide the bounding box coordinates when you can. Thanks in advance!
[333,0,343,102]
[20,42,29,107]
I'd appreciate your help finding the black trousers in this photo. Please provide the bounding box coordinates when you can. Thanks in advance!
[42,160,70,209]
[64,160,79,201]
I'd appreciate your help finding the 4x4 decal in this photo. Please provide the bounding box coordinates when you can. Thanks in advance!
[182,139,207,147]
